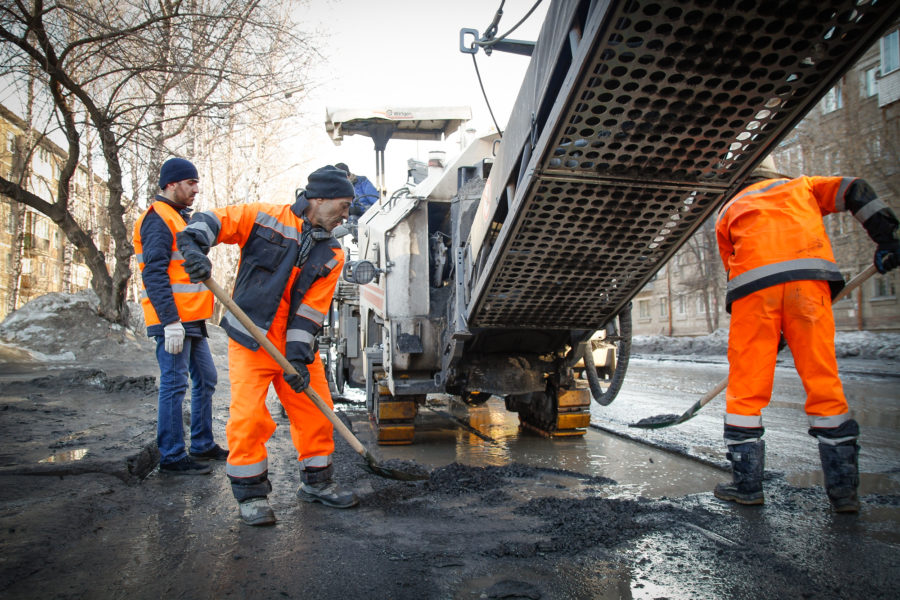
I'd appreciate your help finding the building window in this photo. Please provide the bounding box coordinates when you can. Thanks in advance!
[676,295,686,316]
[873,275,896,299]
[882,30,899,75]
[638,299,651,319]
[821,83,843,114]
[696,294,707,314]
[861,67,878,97]
[659,297,668,317]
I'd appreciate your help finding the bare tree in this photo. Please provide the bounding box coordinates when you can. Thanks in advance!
[676,216,724,333]
[0,0,314,324]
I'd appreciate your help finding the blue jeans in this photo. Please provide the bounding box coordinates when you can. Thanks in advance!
[154,335,218,464]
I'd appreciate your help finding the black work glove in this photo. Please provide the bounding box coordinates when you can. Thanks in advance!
[176,231,212,283]
[283,361,310,393]
[874,241,900,274]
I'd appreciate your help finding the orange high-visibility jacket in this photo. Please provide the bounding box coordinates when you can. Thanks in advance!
[134,200,213,327]
[180,198,343,364]
[715,176,857,310]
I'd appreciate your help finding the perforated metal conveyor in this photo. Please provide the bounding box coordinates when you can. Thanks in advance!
[467,0,900,331]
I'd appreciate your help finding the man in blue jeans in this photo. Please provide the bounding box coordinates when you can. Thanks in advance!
[133,157,227,474]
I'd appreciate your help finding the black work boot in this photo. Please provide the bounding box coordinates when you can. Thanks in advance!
[230,471,276,526]
[297,464,359,508]
[819,442,860,513]
[714,440,765,505]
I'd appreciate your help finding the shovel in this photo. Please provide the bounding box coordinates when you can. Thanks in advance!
[203,277,428,481]
[630,264,878,429]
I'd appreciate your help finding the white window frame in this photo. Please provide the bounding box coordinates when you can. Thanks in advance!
[861,67,878,97]
[821,83,843,114]
[638,299,651,319]
[882,29,899,75]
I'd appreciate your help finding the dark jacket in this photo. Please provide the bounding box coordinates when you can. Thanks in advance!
[138,195,208,338]
[179,194,342,363]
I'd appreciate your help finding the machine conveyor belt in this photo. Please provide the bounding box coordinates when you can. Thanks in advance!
[468,0,900,330]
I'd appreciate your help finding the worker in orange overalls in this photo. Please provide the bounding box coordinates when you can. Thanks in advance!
[176,165,356,526]
[714,156,899,512]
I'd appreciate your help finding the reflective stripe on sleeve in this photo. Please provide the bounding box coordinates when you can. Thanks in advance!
[255,211,302,243]
[286,328,316,345]
[853,198,888,224]
[226,458,268,478]
[297,304,326,326]
[171,251,184,260]
[834,177,855,211]
[186,220,217,247]
[135,253,143,263]
[325,258,339,270]
[725,413,763,428]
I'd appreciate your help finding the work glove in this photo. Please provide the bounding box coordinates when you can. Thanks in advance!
[176,232,212,283]
[283,360,311,393]
[163,321,185,354]
[874,241,900,274]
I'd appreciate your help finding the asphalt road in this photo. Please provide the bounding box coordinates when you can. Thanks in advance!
[0,352,898,599]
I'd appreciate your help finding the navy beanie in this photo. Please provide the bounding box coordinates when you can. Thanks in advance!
[305,165,355,199]
[159,157,199,190]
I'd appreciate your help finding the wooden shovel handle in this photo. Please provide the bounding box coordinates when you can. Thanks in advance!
[203,277,368,458]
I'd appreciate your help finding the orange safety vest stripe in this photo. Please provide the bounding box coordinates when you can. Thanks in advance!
[133,201,213,326]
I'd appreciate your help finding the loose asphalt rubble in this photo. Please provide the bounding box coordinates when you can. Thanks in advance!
[0,291,898,599]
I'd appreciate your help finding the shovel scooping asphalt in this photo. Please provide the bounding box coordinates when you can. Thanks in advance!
[630,264,878,429]
[203,277,428,481]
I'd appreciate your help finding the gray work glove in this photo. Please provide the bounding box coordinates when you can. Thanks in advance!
[163,321,185,354]
[283,360,310,393]
[874,241,900,274]
[176,231,212,283]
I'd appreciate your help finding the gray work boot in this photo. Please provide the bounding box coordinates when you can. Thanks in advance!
[298,464,359,508]
[714,440,765,505]
[238,497,276,526]
[819,442,860,513]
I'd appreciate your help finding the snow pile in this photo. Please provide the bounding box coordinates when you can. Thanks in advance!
[0,290,153,363]
[632,328,900,362]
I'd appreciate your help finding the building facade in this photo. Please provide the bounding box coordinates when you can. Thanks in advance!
[0,104,114,322]
[633,23,900,336]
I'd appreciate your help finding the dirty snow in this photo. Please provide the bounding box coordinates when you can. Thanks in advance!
[633,328,900,362]
[2,291,896,365]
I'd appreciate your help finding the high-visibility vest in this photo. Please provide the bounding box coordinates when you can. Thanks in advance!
[133,201,214,326]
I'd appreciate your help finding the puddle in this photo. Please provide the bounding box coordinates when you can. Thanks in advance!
[39,447,89,463]
[353,396,725,500]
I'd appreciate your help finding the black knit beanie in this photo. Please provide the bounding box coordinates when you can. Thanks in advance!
[305,165,355,199]
[159,157,198,189]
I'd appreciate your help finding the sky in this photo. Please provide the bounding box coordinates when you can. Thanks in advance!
[291,0,548,193]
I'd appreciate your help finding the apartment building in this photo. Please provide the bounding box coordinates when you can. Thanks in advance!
[0,104,113,321]
[632,23,900,336]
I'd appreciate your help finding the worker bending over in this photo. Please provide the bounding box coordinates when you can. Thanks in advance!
[177,165,357,526]
[714,156,899,512]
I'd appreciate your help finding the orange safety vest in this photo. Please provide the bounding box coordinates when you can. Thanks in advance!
[715,176,852,310]
[133,201,214,326]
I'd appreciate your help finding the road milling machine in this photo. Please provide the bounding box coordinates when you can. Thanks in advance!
[324,0,900,444]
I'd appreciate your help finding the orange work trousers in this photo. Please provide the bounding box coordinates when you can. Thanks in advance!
[225,338,334,479]
[726,280,849,428]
